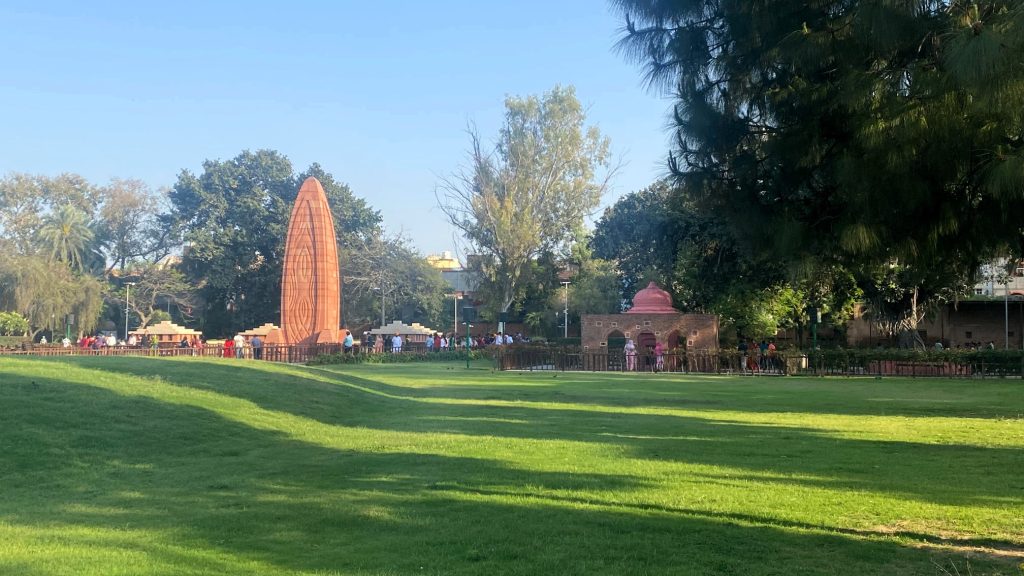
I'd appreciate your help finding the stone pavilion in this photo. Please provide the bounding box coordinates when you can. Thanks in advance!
[581,282,719,353]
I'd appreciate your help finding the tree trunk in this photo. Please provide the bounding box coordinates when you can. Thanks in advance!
[898,286,926,350]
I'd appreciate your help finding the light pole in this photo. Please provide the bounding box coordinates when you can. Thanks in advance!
[1005,278,1010,350]
[453,293,460,342]
[561,281,570,339]
[125,282,136,341]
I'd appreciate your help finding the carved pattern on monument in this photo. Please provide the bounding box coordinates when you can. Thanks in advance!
[280,177,341,345]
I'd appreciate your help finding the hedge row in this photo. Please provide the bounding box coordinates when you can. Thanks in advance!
[309,349,492,366]
[804,348,1024,364]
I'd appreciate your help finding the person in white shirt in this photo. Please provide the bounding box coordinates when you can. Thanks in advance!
[106,335,117,347]
[233,333,245,358]
[127,334,137,347]
[61,336,71,348]
[391,334,403,353]
[624,339,637,371]
[440,336,448,350]
[504,333,513,345]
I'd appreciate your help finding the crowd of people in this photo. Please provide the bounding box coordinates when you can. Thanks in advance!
[66,333,164,351]
[622,338,670,372]
[33,331,273,359]
[30,325,545,359]
[738,339,779,372]
[942,341,997,351]
[362,331,532,353]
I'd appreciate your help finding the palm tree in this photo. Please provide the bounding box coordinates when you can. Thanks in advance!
[37,205,95,271]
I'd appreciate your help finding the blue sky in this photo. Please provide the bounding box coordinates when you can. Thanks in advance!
[0,1,674,256]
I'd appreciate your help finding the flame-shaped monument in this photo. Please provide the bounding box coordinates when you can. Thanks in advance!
[277,176,341,345]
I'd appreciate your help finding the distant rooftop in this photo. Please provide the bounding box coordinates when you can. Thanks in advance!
[426,251,462,272]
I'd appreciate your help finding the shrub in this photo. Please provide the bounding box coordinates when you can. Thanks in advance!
[0,311,29,336]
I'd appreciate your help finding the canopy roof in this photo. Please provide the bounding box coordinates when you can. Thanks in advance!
[368,321,438,336]
[130,320,201,337]
[239,323,281,337]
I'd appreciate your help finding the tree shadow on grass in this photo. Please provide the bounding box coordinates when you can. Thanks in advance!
[315,363,1024,420]
[0,372,1018,576]
[39,356,1024,512]
[62,355,1024,419]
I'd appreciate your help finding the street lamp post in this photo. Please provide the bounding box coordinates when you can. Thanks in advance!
[453,293,460,342]
[561,281,570,339]
[1005,278,1010,350]
[125,282,136,341]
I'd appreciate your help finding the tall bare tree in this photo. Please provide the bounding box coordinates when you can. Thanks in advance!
[438,85,614,313]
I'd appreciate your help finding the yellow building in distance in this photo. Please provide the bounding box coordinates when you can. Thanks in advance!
[425,251,461,272]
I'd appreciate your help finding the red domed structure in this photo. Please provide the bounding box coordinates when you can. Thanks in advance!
[581,281,719,368]
[626,282,679,314]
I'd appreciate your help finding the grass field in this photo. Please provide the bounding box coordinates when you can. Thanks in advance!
[0,356,1022,575]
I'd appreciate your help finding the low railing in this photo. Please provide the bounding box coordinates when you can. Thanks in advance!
[0,343,343,364]
[802,349,1024,378]
[8,342,1024,377]
[496,348,774,374]
[497,347,1024,378]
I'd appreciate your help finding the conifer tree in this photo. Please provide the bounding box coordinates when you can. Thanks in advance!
[614,1,1024,300]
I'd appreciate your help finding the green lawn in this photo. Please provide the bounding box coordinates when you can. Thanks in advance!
[0,357,1022,575]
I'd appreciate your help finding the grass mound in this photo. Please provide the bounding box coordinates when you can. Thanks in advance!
[1,356,1022,575]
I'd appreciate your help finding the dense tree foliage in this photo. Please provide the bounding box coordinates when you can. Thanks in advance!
[99,179,173,274]
[36,205,96,273]
[590,181,682,302]
[343,231,448,330]
[0,311,29,336]
[439,86,613,313]
[0,174,116,337]
[118,262,197,329]
[0,254,104,338]
[1,152,454,340]
[168,150,382,337]
[169,150,296,335]
[561,239,623,333]
[594,181,862,343]
[0,173,103,256]
[614,0,1024,327]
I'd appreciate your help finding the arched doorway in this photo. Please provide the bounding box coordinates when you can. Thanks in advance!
[607,330,626,370]
[637,331,656,371]
[666,330,682,372]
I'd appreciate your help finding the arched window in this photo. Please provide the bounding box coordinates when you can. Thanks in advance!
[606,329,626,351]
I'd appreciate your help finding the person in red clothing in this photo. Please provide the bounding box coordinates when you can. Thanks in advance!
[654,341,666,372]
[222,337,234,358]
[746,339,760,373]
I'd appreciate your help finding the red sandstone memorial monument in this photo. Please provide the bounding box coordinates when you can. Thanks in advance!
[261,177,342,346]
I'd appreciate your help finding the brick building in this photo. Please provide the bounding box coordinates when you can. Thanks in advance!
[581,282,719,353]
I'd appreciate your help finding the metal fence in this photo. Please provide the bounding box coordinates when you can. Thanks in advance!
[0,343,343,364]
[495,348,782,374]
[802,351,1024,378]
[7,342,1024,378]
[497,347,1024,378]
